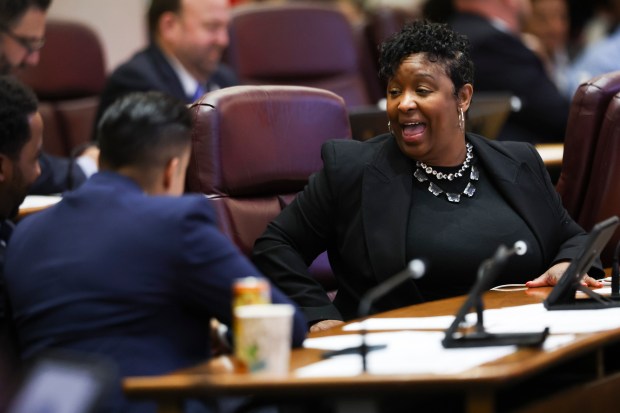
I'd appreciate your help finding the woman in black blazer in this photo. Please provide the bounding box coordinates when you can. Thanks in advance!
[252,20,603,332]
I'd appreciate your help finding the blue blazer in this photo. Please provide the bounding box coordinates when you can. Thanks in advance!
[95,43,238,127]
[5,172,306,413]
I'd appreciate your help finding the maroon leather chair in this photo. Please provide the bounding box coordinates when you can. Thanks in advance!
[186,85,352,294]
[225,3,373,108]
[16,20,105,156]
[576,91,620,266]
[556,71,620,222]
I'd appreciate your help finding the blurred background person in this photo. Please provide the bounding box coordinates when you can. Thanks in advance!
[0,0,97,194]
[449,0,570,143]
[523,0,573,97]
[575,0,620,47]
[95,0,238,125]
[564,0,620,97]
[422,0,455,23]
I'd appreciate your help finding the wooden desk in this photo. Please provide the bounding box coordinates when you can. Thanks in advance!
[534,143,564,167]
[123,289,620,413]
[17,195,61,219]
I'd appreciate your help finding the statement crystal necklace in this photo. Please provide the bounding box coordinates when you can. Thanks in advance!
[413,142,479,203]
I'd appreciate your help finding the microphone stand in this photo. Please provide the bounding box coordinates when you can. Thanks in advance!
[442,242,549,348]
[358,259,425,372]
[322,260,426,373]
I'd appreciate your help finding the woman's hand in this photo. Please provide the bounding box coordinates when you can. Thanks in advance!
[525,262,603,288]
[309,319,345,333]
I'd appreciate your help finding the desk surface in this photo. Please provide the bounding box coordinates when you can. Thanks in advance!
[124,288,620,412]
[17,195,61,218]
[534,143,563,167]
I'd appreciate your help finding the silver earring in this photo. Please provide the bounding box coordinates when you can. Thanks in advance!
[388,121,393,135]
[458,108,465,132]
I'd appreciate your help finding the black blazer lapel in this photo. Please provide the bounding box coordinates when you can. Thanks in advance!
[362,137,416,283]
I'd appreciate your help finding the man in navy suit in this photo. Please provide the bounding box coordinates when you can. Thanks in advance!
[0,0,98,194]
[96,0,238,125]
[449,0,570,143]
[4,91,306,413]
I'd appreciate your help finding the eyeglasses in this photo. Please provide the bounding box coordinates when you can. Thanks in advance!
[1,27,45,54]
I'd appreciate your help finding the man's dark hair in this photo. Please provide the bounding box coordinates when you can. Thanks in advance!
[147,0,181,39]
[0,76,38,160]
[97,91,193,170]
[0,0,52,28]
[379,20,474,93]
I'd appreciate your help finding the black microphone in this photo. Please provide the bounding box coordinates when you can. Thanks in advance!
[489,240,528,266]
[476,241,528,293]
[443,240,548,348]
[358,259,426,372]
[358,259,426,318]
[321,259,426,372]
[612,240,620,298]
[472,241,528,333]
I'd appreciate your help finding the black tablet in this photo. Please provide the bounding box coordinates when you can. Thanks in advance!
[544,215,620,310]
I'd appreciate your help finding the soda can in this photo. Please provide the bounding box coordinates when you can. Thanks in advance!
[233,277,271,367]
[233,276,271,308]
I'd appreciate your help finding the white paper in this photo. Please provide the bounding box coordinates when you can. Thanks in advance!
[343,316,462,332]
[299,331,576,378]
[469,303,620,334]
[340,302,620,335]
[19,195,61,210]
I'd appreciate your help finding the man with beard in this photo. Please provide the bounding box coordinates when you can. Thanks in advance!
[0,76,42,404]
[0,0,98,194]
[95,0,238,124]
[449,0,570,143]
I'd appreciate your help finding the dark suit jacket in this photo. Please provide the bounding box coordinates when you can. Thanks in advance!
[449,12,570,143]
[252,133,601,323]
[4,172,306,413]
[95,43,238,127]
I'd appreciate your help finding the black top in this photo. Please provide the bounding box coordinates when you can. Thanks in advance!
[407,159,543,301]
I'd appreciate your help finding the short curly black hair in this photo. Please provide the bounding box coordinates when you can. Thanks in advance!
[379,20,474,94]
[0,76,38,160]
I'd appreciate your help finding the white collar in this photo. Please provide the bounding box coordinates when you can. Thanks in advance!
[489,18,511,35]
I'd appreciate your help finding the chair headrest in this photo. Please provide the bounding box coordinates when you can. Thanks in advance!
[15,20,106,100]
[187,85,352,196]
[228,4,359,78]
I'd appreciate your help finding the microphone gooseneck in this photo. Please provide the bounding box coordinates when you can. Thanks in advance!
[357,259,426,319]
[443,240,549,348]
[357,259,426,373]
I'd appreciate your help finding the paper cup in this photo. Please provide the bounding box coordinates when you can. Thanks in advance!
[234,304,295,375]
